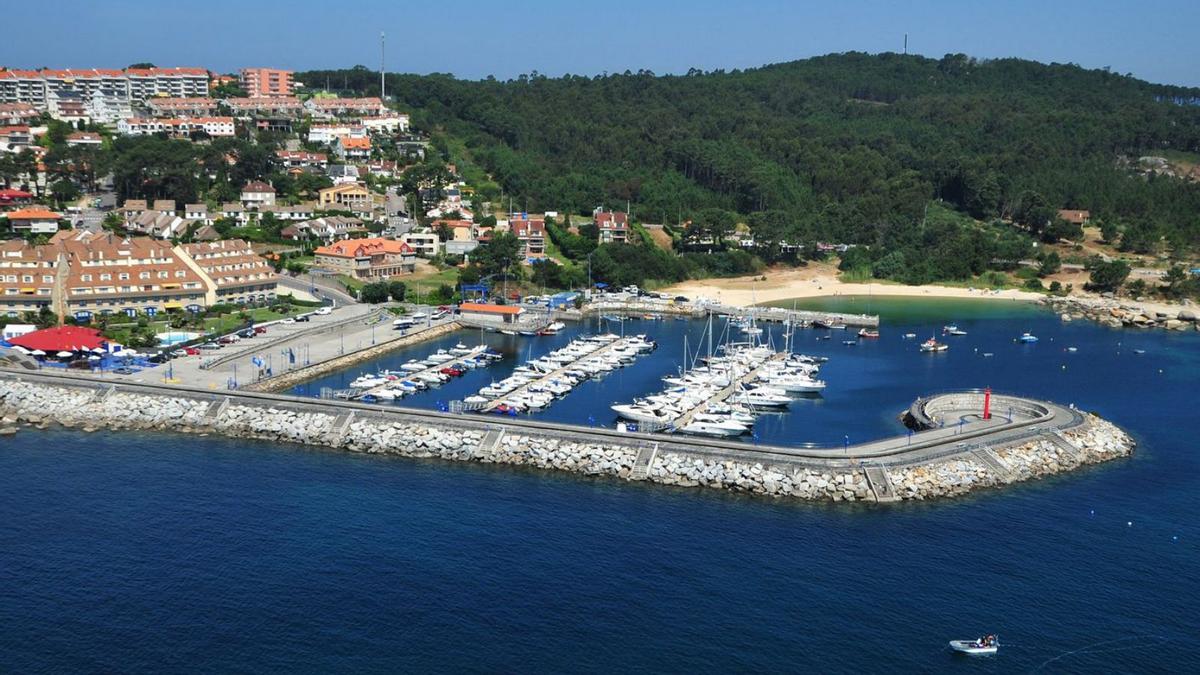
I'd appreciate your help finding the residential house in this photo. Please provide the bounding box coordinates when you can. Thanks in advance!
[438,219,479,256]
[0,102,40,125]
[4,207,62,234]
[326,164,361,185]
[178,239,278,305]
[510,216,546,259]
[128,209,187,239]
[240,181,276,208]
[594,210,629,244]
[313,238,415,280]
[318,183,372,212]
[360,113,410,134]
[1058,209,1091,225]
[220,202,248,224]
[152,199,177,214]
[365,159,398,178]
[65,132,103,147]
[261,204,315,221]
[120,199,148,219]
[184,203,210,224]
[308,123,364,145]
[400,229,441,257]
[275,150,328,170]
[335,135,371,161]
[0,125,33,152]
[281,216,365,243]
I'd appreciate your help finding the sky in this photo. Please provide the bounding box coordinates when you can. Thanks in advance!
[2,0,1198,88]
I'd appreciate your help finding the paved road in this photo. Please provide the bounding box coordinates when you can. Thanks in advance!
[277,274,357,306]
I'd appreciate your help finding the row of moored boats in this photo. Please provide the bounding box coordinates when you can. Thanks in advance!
[349,343,502,400]
[465,333,657,414]
[611,342,828,437]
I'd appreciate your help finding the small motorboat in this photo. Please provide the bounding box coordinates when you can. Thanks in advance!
[920,337,948,353]
[858,328,880,339]
[945,328,968,336]
[842,340,858,346]
[1133,349,1146,355]
[949,635,998,655]
[903,333,917,339]
[1018,332,1039,343]
[1066,346,1078,353]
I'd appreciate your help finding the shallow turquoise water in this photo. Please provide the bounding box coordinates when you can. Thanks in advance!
[2,298,1197,672]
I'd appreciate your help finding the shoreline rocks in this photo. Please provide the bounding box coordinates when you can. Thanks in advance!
[1041,296,1199,331]
[0,379,1136,504]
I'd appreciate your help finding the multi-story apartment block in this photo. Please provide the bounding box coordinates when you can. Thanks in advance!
[238,68,294,98]
[304,97,386,118]
[223,96,305,118]
[0,239,58,317]
[0,67,208,113]
[147,97,219,117]
[0,232,278,320]
[178,239,278,305]
[116,116,235,137]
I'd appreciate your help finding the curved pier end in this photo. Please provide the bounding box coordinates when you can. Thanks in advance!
[0,372,1135,504]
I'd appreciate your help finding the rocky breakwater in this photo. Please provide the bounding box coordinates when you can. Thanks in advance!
[647,453,873,501]
[0,378,1136,504]
[1042,296,1199,331]
[996,414,1134,480]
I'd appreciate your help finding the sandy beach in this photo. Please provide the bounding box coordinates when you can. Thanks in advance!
[661,263,1044,307]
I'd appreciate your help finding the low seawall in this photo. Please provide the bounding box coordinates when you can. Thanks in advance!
[241,321,462,392]
[0,374,1134,504]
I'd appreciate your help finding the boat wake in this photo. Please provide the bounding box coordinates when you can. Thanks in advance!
[1030,634,1170,672]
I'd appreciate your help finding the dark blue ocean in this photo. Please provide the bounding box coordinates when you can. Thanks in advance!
[2,297,1198,672]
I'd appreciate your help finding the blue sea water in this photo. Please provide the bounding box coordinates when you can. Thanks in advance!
[2,298,1198,672]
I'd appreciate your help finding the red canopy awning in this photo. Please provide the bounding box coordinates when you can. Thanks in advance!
[8,326,106,352]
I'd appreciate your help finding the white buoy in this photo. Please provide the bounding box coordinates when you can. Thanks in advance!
[1127,521,1133,527]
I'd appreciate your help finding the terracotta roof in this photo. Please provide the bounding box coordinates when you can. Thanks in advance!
[5,208,61,220]
[459,303,521,315]
[339,137,371,149]
[242,181,275,193]
[314,237,413,258]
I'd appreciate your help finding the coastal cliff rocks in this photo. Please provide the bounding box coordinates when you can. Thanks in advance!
[0,380,1135,504]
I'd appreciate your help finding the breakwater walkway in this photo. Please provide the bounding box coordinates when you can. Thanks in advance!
[0,370,1134,503]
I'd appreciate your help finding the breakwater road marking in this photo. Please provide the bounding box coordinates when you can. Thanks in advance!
[328,411,356,443]
[1046,430,1082,460]
[475,428,506,460]
[630,443,659,480]
[971,447,1014,479]
[203,396,231,422]
[863,465,899,502]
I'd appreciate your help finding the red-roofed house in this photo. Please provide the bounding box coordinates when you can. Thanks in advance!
[510,216,546,259]
[594,210,629,244]
[335,135,372,161]
[1058,209,1091,225]
[4,207,62,234]
[313,237,415,279]
[240,181,276,208]
[66,132,103,147]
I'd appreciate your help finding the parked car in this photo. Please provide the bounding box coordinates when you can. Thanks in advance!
[314,307,333,316]
[237,328,256,339]
[184,347,200,356]
[218,335,239,345]
[283,318,296,324]
[254,326,268,335]
[112,366,137,374]
[198,342,222,351]
[147,352,170,364]
[431,310,448,320]
[295,314,310,322]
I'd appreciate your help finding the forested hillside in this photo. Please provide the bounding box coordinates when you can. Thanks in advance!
[301,52,1200,264]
